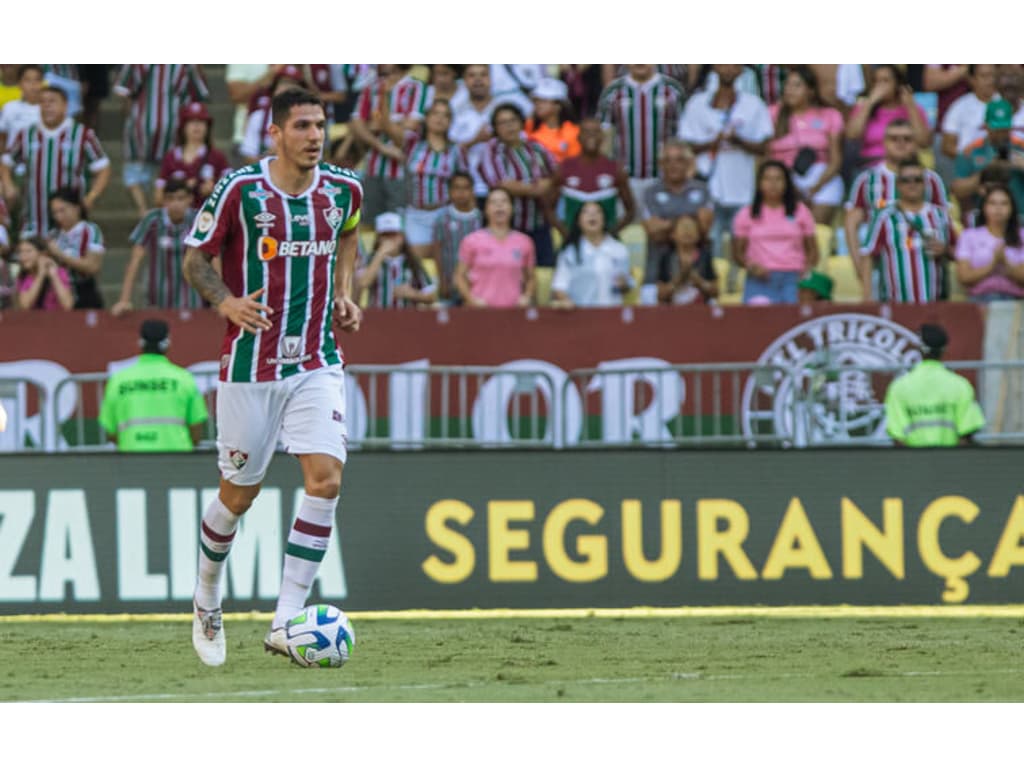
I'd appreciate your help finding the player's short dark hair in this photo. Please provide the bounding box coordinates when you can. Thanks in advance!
[448,171,473,188]
[41,85,67,102]
[163,178,190,197]
[491,103,525,134]
[271,87,324,127]
[17,64,43,80]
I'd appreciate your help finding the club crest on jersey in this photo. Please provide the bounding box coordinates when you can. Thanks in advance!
[228,449,248,469]
[254,211,276,229]
[324,207,345,229]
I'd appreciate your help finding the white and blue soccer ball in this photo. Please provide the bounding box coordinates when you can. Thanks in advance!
[284,604,355,668]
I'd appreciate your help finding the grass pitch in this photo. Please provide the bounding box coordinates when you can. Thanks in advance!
[2,612,1023,702]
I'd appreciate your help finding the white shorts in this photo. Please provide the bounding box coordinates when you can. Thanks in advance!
[404,206,445,246]
[792,162,845,207]
[216,366,347,486]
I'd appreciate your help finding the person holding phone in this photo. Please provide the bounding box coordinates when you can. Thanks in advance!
[845,65,931,169]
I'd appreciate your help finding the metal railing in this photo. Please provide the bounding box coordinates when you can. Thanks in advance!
[0,378,47,452]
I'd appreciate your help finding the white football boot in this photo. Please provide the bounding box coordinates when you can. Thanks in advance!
[192,600,226,667]
[263,627,289,659]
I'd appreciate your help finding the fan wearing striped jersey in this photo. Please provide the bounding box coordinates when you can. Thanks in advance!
[182,88,363,667]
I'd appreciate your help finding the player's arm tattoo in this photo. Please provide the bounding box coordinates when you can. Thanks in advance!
[183,246,231,307]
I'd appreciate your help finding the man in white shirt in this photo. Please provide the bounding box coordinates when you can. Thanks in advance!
[941,64,998,160]
[0,65,43,150]
[677,64,772,289]
[449,65,501,202]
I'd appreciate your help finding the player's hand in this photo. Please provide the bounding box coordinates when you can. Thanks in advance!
[333,296,362,333]
[217,287,273,335]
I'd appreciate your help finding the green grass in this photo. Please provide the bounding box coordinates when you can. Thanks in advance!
[2,616,1023,702]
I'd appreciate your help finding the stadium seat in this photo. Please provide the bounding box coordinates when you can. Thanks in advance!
[535,266,553,307]
[715,257,744,306]
[622,266,643,306]
[815,223,834,260]
[825,254,862,303]
[619,224,648,271]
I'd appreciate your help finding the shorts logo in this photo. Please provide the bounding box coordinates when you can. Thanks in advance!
[281,336,302,358]
[259,236,278,261]
[741,313,922,447]
[324,207,345,229]
[228,449,248,469]
[196,211,215,233]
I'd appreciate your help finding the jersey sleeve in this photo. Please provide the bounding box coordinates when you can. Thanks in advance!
[477,141,502,187]
[883,378,909,442]
[111,65,137,98]
[355,86,374,121]
[184,174,238,254]
[98,376,120,435]
[86,222,105,253]
[184,65,210,102]
[83,129,110,172]
[1,127,24,167]
[845,170,868,212]
[955,381,986,437]
[861,210,888,257]
[927,170,949,208]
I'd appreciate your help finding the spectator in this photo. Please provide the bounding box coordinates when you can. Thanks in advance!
[844,119,948,286]
[884,323,985,447]
[940,65,999,162]
[490,65,546,118]
[455,187,536,308]
[0,65,43,151]
[0,85,111,237]
[356,212,437,308]
[478,103,557,266]
[112,179,200,315]
[639,139,713,304]
[225,64,272,158]
[861,157,955,303]
[0,65,20,109]
[426,65,468,114]
[377,98,467,265]
[807,64,867,117]
[45,187,104,309]
[550,201,633,308]
[964,163,1013,228]
[239,65,310,164]
[155,102,230,210]
[14,236,73,310]
[448,65,501,204]
[955,184,1024,301]
[349,64,428,221]
[953,100,1024,215]
[549,116,636,239]
[525,78,580,164]
[661,214,718,305]
[732,160,818,305]
[998,66,1024,133]
[430,171,482,303]
[678,64,772,291]
[42,66,84,119]
[924,65,971,182]
[329,64,376,125]
[113,65,209,217]
[769,66,845,224]
[98,319,208,452]
[845,65,930,168]
[0,220,12,309]
[600,64,687,215]
[560,65,603,120]
[304,65,348,126]
[798,271,834,305]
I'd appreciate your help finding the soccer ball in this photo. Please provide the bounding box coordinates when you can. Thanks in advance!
[284,604,355,668]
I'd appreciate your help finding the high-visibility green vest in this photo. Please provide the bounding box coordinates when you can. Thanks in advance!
[884,360,985,447]
[99,354,208,452]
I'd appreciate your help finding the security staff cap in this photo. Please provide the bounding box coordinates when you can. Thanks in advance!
[920,323,948,351]
[139,319,170,344]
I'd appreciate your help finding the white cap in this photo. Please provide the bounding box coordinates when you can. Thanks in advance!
[531,77,568,102]
[374,212,403,233]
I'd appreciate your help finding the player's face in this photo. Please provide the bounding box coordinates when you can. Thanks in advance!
[49,198,80,229]
[39,91,66,126]
[274,104,326,171]
[165,190,192,221]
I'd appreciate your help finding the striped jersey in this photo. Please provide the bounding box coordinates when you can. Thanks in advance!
[1,118,110,236]
[130,207,199,309]
[362,253,436,308]
[431,205,482,286]
[478,138,556,231]
[403,130,467,209]
[846,162,948,216]
[556,155,623,229]
[598,73,687,179]
[754,65,787,106]
[185,159,364,383]
[862,203,956,303]
[356,75,429,179]
[54,219,104,259]
[113,65,209,164]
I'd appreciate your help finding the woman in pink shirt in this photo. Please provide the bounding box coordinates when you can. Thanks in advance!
[955,185,1024,301]
[455,188,536,308]
[15,236,74,311]
[845,65,931,168]
[732,161,818,305]
[769,67,845,224]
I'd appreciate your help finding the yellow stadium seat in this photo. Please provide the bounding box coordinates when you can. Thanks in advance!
[826,254,862,303]
[622,266,643,306]
[535,266,553,307]
[619,224,648,271]
[815,223,834,261]
[551,227,563,252]
[715,257,744,306]
[410,66,430,83]
[421,257,438,282]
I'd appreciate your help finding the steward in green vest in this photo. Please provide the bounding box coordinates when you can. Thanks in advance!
[99,319,208,451]
[884,324,985,447]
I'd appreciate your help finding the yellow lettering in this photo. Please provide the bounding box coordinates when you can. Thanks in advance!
[988,496,1024,577]
[841,498,905,579]
[622,500,681,582]
[917,496,981,603]
[421,500,475,584]
[542,499,607,583]
[697,500,757,580]
[488,501,537,582]
[762,498,833,580]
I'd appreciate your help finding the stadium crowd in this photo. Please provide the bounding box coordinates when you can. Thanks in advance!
[2,63,1024,314]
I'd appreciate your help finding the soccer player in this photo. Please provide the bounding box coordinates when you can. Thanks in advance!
[182,88,363,667]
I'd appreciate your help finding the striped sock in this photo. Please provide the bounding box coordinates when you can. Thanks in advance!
[195,496,240,610]
[273,494,337,628]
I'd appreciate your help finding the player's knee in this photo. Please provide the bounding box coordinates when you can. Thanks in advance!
[306,476,341,499]
[219,480,261,515]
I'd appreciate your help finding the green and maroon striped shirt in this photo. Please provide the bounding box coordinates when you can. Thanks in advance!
[356,75,429,180]
[862,203,955,303]
[113,65,209,164]
[598,73,687,180]
[404,130,468,209]
[130,207,199,309]
[185,159,363,383]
